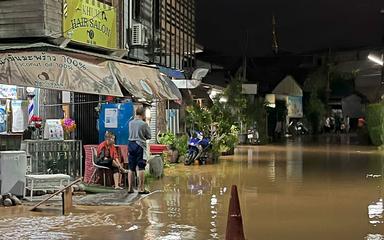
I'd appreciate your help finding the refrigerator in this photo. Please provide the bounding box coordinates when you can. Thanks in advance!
[0,151,27,196]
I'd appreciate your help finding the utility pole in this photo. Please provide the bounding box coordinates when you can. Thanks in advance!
[243,30,248,83]
[272,14,279,55]
[326,48,332,110]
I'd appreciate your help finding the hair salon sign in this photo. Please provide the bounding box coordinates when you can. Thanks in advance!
[63,0,117,49]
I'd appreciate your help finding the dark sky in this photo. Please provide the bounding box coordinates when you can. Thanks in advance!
[196,0,384,56]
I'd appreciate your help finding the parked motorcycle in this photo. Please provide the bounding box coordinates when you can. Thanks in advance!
[184,131,212,165]
[247,128,260,145]
[288,121,309,135]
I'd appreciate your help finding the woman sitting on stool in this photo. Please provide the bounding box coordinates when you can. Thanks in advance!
[96,131,128,190]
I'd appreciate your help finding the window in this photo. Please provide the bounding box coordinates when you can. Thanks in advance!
[133,0,141,21]
[154,0,160,30]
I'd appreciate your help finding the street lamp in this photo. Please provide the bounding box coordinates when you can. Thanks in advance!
[368,53,384,85]
[368,53,383,66]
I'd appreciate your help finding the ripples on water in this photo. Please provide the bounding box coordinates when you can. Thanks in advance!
[0,212,116,239]
[0,143,383,239]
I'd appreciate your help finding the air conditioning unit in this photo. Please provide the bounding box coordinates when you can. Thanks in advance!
[131,24,148,46]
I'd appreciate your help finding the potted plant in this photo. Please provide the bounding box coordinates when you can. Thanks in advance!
[157,132,178,163]
[61,118,76,140]
[30,115,43,139]
[174,134,188,163]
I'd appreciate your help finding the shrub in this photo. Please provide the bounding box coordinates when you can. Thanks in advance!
[366,102,384,146]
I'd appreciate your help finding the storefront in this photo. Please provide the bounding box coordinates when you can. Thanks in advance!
[0,43,182,178]
[266,75,303,136]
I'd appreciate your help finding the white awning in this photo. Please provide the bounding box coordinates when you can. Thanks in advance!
[171,79,201,89]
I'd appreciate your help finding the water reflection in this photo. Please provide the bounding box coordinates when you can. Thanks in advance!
[0,212,116,239]
[286,146,303,184]
[368,198,383,225]
[1,143,384,239]
[267,152,276,182]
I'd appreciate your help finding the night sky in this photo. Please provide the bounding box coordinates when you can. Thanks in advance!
[196,0,384,56]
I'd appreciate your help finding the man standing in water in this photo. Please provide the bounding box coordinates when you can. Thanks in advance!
[128,106,151,194]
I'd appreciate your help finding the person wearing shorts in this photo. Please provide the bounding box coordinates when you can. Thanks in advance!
[128,106,151,194]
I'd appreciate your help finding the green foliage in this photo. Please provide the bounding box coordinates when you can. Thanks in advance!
[157,132,188,157]
[224,71,248,124]
[366,103,384,146]
[174,134,188,156]
[250,98,269,144]
[329,70,356,96]
[213,125,239,153]
[303,67,327,92]
[157,132,175,146]
[185,104,212,135]
[304,63,357,108]
[306,92,326,134]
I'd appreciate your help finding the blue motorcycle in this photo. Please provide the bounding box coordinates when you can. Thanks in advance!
[184,131,212,165]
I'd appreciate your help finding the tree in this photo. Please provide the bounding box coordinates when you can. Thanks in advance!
[307,91,326,134]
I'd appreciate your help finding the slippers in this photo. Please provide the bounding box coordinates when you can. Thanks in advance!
[114,186,124,190]
[138,190,150,194]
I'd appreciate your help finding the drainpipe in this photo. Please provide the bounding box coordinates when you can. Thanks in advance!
[129,0,133,30]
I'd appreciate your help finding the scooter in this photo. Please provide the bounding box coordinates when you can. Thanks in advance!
[247,128,260,145]
[288,121,308,135]
[184,131,212,165]
[296,121,309,135]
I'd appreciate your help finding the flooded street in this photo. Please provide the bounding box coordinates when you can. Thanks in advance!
[1,140,384,239]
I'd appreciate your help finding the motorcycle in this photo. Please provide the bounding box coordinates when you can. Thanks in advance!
[288,121,309,135]
[247,128,260,145]
[184,131,212,165]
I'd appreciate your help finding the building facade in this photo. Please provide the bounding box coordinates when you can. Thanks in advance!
[0,0,186,144]
[126,0,196,71]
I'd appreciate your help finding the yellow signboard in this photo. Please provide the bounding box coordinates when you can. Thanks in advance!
[63,0,117,49]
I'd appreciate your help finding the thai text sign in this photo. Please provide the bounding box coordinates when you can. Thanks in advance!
[63,0,117,49]
[0,52,123,96]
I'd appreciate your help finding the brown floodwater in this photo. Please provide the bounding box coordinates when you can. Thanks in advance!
[0,140,383,239]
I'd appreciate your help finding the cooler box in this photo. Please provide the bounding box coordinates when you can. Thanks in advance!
[0,151,27,196]
[150,144,168,154]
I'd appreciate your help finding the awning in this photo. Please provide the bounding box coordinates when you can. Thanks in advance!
[158,66,185,79]
[0,43,182,101]
[110,62,182,101]
[171,79,201,89]
[169,68,208,89]
[0,50,123,96]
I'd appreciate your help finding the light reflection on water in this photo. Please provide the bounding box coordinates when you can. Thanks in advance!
[0,143,383,239]
[368,198,383,225]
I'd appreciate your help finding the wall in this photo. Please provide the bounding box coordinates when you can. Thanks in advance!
[127,0,153,61]
[0,0,62,39]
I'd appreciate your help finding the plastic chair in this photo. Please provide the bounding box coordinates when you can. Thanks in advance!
[88,147,110,186]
